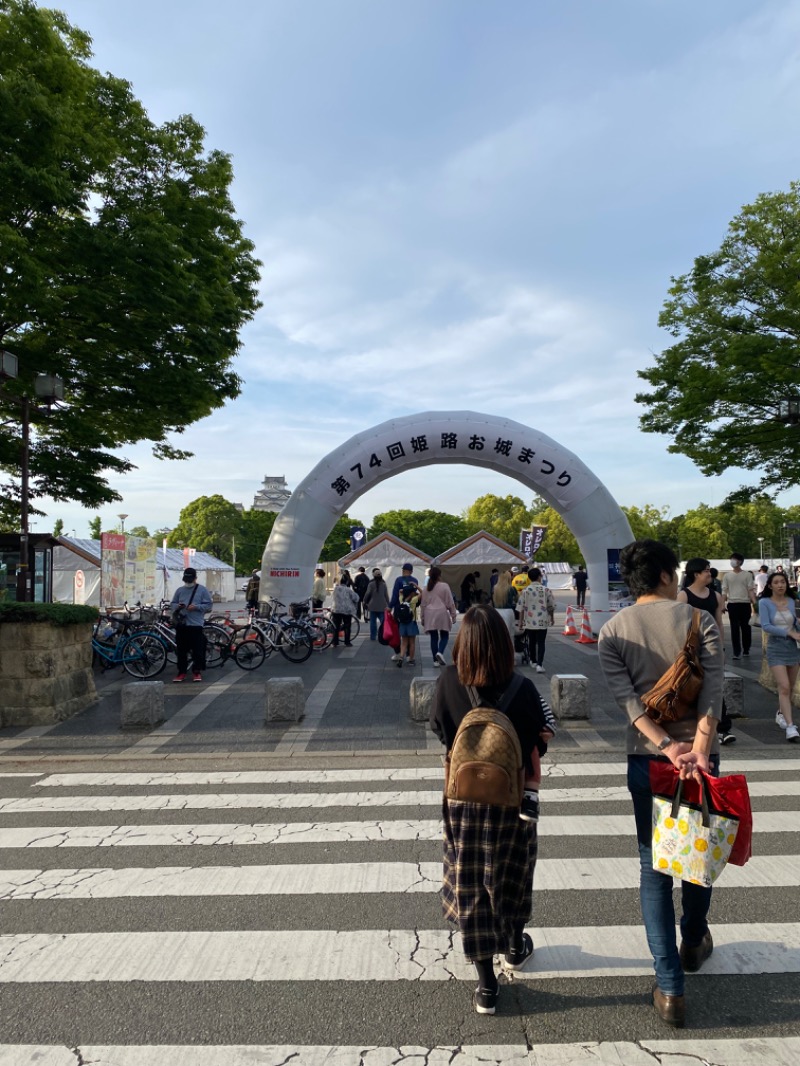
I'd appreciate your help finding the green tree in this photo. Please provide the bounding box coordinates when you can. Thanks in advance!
[88,515,101,539]
[52,517,63,537]
[128,525,151,538]
[636,182,800,492]
[0,0,261,521]
[169,495,241,563]
[622,504,670,542]
[369,509,469,557]
[463,494,533,547]
[238,510,276,573]
[674,510,731,560]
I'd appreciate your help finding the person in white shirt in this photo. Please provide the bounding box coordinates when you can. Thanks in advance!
[721,553,756,660]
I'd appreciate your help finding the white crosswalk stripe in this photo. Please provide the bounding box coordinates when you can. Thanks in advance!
[0,756,798,1063]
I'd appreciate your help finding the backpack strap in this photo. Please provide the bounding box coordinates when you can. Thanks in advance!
[466,671,524,712]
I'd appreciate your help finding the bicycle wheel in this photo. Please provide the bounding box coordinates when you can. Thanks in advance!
[349,616,361,640]
[306,621,330,650]
[203,624,230,669]
[233,639,266,671]
[122,632,167,678]
[278,624,313,663]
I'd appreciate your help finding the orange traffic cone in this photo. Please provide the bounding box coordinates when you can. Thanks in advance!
[562,605,578,636]
[574,609,597,644]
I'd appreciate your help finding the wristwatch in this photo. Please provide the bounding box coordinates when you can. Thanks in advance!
[657,736,675,752]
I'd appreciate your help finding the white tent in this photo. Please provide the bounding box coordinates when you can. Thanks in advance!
[433,531,528,606]
[339,532,432,595]
[52,538,236,606]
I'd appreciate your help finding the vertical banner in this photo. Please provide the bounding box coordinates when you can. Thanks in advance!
[350,526,366,552]
[607,548,633,608]
[520,526,547,557]
[74,569,85,605]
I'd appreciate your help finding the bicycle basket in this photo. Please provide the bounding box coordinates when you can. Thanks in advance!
[289,601,310,619]
[260,602,274,620]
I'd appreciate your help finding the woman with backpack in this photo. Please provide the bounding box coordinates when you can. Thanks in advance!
[430,603,553,1016]
[420,566,457,666]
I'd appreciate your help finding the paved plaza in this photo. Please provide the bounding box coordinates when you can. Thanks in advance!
[0,593,789,763]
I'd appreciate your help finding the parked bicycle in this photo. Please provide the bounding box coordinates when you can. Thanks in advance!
[91,615,168,678]
[209,607,313,664]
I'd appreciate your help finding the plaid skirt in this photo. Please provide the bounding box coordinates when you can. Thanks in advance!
[441,797,537,962]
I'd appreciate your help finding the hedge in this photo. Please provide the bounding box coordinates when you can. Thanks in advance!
[0,603,99,626]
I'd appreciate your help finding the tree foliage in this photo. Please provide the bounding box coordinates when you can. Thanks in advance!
[529,505,580,563]
[636,182,800,491]
[169,496,242,564]
[463,494,534,547]
[0,0,261,521]
[369,509,470,558]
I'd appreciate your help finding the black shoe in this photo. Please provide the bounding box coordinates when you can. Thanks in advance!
[719,732,737,744]
[653,985,685,1027]
[680,930,713,973]
[732,654,741,660]
[344,642,353,647]
[742,651,750,657]
[473,983,499,1014]
[504,932,534,970]
[519,791,540,823]
[396,659,403,668]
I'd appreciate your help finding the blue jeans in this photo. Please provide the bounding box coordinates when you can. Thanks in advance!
[429,629,449,658]
[369,611,384,640]
[627,754,719,996]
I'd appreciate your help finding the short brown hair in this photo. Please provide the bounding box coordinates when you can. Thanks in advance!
[452,604,514,688]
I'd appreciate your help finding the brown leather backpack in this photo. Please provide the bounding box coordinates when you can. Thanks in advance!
[641,609,704,724]
[444,674,525,807]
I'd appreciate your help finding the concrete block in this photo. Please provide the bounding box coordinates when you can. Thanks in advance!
[266,677,305,722]
[723,671,744,719]
[120,681,165,729]
[550,673,590,721]
[410,676,438,722]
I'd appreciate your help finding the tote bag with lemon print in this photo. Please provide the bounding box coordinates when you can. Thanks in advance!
[652,776,739,888]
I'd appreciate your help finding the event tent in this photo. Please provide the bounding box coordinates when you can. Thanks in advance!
[338,532,432,593]
[53,537,236,606]
[432,531,527,604]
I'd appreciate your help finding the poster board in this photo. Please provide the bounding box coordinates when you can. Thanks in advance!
[100,533,157,608]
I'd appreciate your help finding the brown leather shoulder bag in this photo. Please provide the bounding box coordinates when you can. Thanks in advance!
[641,609,704,724]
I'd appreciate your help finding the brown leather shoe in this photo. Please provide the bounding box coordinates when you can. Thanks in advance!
[680,931,713,973]
[653,985,686,1028]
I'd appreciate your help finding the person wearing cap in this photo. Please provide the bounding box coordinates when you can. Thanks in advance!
[390,563,421,665]
[511,567,531,594]
[169,567,213,682]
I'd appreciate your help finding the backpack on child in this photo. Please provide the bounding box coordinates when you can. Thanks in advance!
[395,580,417,624]
[444,673,525,807]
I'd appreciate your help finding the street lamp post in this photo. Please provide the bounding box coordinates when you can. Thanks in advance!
[757,537,765,560]
[118,514,129,533]
[0,366,65,601]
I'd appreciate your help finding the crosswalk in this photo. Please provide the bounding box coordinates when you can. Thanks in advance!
[0,756,798,1064]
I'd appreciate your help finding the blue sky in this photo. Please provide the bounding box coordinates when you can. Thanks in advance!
[39,0,800,536]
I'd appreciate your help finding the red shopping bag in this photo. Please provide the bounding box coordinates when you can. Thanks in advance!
[650,762,752,866]
[380,610,401,652]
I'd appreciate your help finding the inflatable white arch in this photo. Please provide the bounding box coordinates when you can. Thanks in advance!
[261,411,633,618]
